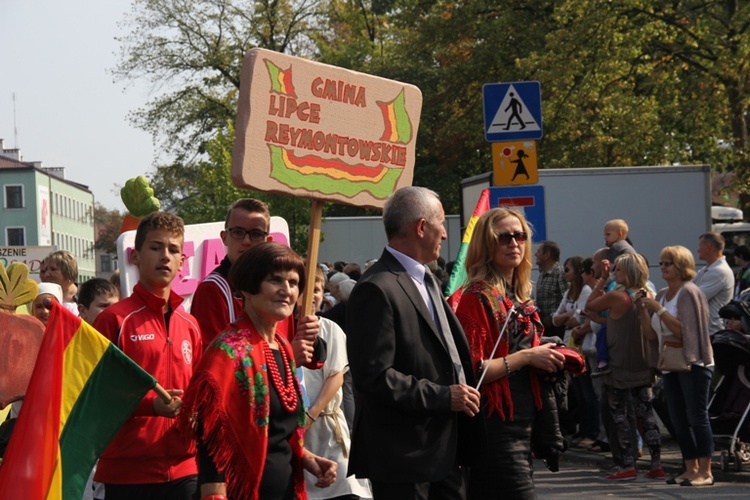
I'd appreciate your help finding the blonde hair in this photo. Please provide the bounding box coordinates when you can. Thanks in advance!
[613,253,648,290]
[660,245,697,281]
[605,219,629,238]
[465,208,533,301]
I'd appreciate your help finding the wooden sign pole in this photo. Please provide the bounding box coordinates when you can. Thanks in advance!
[301,199,324,316]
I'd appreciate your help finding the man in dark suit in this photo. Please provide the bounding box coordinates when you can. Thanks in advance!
[346,186,481,500]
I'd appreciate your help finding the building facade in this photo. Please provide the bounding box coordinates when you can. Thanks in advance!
[0,139,96,282]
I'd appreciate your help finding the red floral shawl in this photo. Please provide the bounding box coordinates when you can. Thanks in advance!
[180,314,306,500]
[450,281,543,420]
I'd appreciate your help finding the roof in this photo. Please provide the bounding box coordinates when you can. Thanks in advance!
[0,156,92,194]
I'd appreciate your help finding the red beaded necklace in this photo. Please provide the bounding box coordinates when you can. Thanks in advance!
[262,334,298,413]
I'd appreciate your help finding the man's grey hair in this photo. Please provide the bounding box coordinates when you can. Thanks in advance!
[383,187,441,240]
[699,232,725,253]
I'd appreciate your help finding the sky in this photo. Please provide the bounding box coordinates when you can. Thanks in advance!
[0,0,156,211]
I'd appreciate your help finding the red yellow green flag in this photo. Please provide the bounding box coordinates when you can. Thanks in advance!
[377,89,413,144]
[445,189,491,297]
[264,58,297,97]
[0,301,157,499]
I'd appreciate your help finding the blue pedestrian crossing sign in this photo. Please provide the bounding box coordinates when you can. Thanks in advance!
[483,81,542,142]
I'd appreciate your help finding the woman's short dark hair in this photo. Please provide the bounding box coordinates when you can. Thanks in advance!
[229,242,306,295]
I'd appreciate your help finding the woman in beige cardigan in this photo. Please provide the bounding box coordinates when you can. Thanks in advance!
[638,245,714,487]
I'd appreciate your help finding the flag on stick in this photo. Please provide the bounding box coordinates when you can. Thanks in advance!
[445,189,491,297]
[0,301,157,500]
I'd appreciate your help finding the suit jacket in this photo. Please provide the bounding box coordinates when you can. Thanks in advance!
[345,248,478,482]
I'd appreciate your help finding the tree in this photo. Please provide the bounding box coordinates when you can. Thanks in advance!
[115,0,323,161]
[94,204,125,254]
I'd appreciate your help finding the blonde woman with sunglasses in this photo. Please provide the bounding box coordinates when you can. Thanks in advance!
[450,208,566,499]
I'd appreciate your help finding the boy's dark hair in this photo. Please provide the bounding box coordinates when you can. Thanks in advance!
[78,278,119,308]
[134,212,185,251]
[225,198,270,227]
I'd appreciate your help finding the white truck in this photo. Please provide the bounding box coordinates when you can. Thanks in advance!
[461,165,713,288]
[711,205,750,264]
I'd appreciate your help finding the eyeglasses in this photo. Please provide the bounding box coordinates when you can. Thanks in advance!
[226,227,268,242]
[497,231,528,245]
[659,261,674,267]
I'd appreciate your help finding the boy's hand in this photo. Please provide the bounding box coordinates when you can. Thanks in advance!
[293,314,319,366]
[153,389,183,418]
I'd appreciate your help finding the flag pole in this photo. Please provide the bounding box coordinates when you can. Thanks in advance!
[153,383,174,404]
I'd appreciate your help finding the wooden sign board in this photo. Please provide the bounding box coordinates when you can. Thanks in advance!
[232,48,422,209]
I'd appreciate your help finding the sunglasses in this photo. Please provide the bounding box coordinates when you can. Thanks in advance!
[659,261,674,267]
[497,231,528,245]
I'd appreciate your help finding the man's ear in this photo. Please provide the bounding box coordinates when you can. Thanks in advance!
[416,218,427,238]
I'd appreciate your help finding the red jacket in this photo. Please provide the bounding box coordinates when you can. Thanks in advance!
[93,282,202,484]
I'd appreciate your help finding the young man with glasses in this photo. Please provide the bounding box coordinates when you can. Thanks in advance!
[192,198,325,368]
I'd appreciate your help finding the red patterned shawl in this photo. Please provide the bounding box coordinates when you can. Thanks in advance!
[450,281,543,420]
[180,314,307,500]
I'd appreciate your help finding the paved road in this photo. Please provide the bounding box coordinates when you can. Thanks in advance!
[534,457,750,498]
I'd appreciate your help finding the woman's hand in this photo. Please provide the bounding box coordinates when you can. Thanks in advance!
[302,450,338,488]
[525,344,566,373]
[638,296,661,314]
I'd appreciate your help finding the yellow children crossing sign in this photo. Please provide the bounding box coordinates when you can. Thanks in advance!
[492,141,538,186]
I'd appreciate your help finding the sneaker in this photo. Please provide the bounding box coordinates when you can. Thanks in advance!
[591,366,611,378]
[645,467,666,479]
[606,468,637,481]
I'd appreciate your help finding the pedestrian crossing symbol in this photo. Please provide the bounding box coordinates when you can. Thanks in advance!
[483,81,542,142]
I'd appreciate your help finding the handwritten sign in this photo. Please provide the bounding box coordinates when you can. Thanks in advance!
[232,48,422,209]
[117,217,290,311]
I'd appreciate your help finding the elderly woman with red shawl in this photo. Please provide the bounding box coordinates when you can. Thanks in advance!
[450,208,566,499]
[182,243,336,500]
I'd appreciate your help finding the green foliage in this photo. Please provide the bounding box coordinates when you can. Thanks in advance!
[120,0,750,225]
[115,0,322,159]
[94,204,125,254]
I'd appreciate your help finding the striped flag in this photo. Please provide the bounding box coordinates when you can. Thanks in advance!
[445,188,491,297]
[264,58,297,97]
[0,301,157,499]
[377,89,413,144]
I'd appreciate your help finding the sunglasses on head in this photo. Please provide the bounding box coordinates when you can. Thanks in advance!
[496,231,528,245]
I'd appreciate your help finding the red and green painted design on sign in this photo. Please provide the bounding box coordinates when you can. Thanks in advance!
[268,144,404,200]
[265,59,297,97]
[378,89,413,144]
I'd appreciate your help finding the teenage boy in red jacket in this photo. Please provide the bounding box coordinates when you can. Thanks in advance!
[191,198,324,367]
[94,212,202,499]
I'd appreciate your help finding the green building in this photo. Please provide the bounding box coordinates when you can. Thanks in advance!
[1,140,96,282]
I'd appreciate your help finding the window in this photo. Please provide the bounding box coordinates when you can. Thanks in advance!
[4,185,24,208]
[6,227,25,246]
[101,254,113,273]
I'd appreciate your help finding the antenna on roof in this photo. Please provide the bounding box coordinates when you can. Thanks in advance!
[13,92,19,149]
